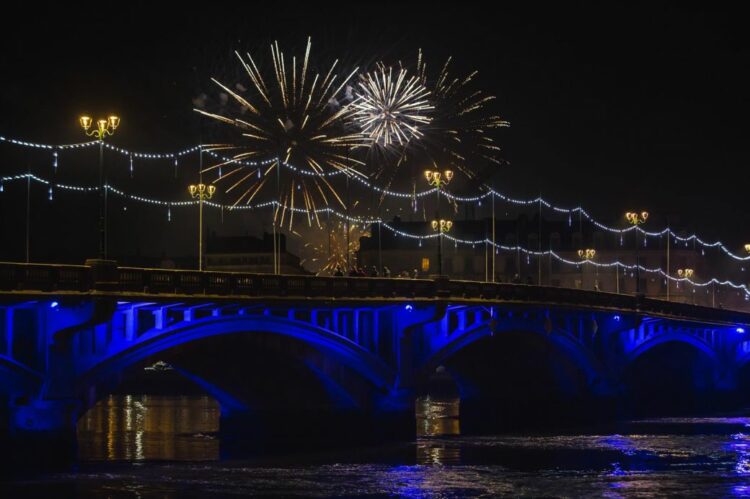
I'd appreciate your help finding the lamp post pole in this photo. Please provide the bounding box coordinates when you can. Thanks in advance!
[678,268,695,304]
[431,219,453,276]
[79,115,120,260]
[577,248,596,289]
[666,227,670,301]
[424,169,454,276]
[188,183,216,271]
[25,160,30,263]
[625,211,649,294]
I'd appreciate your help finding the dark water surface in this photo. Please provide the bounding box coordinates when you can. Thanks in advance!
[4,395,750,497]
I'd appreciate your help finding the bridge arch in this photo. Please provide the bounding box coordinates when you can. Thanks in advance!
[418,322,603,390]
[621,332,720,414]
[75,315,397,417]
[416,320,608,430]
[624,331,719,367]
[0,355,42,395]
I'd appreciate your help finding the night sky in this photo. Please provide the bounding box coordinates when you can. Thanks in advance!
[1,2,748,262]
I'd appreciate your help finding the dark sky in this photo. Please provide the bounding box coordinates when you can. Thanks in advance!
[1,1,748,262]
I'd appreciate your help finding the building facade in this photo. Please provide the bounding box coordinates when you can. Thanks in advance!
[206,232,308,275]
[358,216,749,310]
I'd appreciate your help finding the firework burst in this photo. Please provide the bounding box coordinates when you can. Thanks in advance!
[300,221,371,275]
[195,37,370,229]
[362,50,510,190]
[415,49,509,177]
[352,64,433,147]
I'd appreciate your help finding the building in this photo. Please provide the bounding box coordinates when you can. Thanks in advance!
[358,215,749,310]
[205,232,308,275]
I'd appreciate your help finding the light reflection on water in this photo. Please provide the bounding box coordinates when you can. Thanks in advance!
[416,396,462,464]
[77,394,220,461]
[40,397,750,496]
[415,396,460,437]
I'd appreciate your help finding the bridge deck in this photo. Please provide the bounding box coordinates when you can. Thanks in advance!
[1,261,749,327]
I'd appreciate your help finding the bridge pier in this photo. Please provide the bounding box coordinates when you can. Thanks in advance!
[2,397,80,464]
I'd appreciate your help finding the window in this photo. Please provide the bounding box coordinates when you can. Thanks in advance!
[550,232,561,250]
[421,257,430,272]
[528,233,539,250]
[572,233,582,249]
[594,231,606,248]
[551,259,561,272]
[465,256,474,273]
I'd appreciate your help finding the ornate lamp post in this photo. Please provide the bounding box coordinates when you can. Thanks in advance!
[577,248,596,289]
[431,219,453,276]
[188,183,216,271]
[625,211,649,294]
[677,268,695,304]
[424,169,454,197]
[425,169,453,276]
[80,115,120,259]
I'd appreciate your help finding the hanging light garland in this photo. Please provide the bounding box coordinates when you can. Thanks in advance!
[2,134,750,261]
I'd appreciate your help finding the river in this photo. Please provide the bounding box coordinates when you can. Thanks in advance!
[3,394,750,497]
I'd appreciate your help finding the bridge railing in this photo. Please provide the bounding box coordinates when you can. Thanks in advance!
[1,261,748,324]
[116,266,440,299]
[0,262,91,292]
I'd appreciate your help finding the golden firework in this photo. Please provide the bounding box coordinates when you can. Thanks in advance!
[352,63,433,147]
[365,49,510,191]
[195,37,370,229]
[300,221,371,275]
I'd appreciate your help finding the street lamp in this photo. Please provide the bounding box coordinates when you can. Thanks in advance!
[424,169,454,189]
[744,244,750,254]
[431,219,453,276]
[625,211,649,294]
[577,248,596,289]
[188,183,216,271]
[425,169,453,276]
[424,169,454,216]
[677,268,695,304]
[80,114,120,260]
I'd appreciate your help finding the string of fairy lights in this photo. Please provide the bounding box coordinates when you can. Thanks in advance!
[2,135,748,259]
[1,135,749,298]
[2,170,749,299]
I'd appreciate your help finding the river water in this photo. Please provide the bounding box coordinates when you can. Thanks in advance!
[3,395,750,497]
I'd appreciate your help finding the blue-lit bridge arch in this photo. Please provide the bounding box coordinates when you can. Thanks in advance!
[75,312,398,417]
[413,314,607,397]
[2,261,750,443]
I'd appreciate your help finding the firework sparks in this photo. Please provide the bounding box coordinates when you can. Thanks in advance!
[363,50,510,191]
[415,48,510,178]
[195,37,370,229]
[352,64,433,147]
[300,221,371,275]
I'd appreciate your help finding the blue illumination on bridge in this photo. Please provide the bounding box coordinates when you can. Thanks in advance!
[3,261,750,444]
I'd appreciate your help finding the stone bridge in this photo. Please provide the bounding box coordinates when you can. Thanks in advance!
[1,261,750,445]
